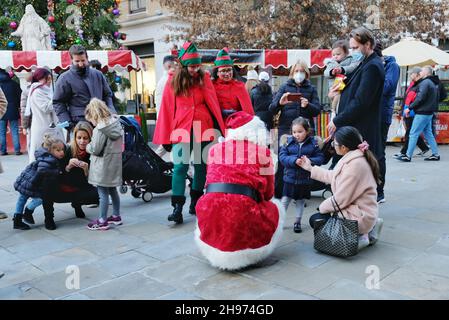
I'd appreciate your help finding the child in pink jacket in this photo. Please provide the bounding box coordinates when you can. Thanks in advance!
[298,126,383,251]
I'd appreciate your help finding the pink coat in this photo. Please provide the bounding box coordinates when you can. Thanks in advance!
[311,149,378,234]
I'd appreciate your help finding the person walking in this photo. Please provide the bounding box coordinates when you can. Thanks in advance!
[397,66,441,162]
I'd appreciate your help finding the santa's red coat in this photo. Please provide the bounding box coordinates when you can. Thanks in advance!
[153,73,226,144]
[213,79,254,115]
[196,140,282,268]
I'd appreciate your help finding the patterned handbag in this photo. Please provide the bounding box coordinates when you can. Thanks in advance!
[313,197,359,257]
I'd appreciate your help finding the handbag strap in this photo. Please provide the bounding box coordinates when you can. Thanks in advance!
[330,196,345,219]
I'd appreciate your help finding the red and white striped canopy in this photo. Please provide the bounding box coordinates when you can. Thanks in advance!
[264,49,332,69]
[0,50,145,72]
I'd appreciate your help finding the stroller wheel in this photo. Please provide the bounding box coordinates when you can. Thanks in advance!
[131,188,142,198]
[322,188,333,199]
[142,191,153,202]
[119,185,128,194]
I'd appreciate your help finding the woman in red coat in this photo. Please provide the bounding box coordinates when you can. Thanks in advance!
[212,48,254,119]
[153,42,226,224]
[195,112,285,270]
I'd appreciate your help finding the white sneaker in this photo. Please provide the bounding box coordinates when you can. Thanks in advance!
[358,234,370,251]
[368,218,384,245]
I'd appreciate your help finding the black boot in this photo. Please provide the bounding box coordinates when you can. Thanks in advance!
[168,196,185,224]
[72,203,85,218]
[13,214,30,230]
[189,189,204,215]
[23,207,35,224]
[44,208,56,230]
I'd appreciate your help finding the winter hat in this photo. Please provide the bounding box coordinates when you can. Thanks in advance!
[246,69,258,81]
[259,71,270,82]
[214,48,234,68]
[225,111,270,146]
[225,111,254,129]
[178,42,201,67]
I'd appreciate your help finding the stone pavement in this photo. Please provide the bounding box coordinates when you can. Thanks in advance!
[0,145,449,300]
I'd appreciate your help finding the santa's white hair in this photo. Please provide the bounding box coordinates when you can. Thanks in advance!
[225,115,270,146]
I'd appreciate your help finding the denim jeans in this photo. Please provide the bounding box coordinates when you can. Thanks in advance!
[0,119,21,153]
[406,114,439,158]
[15,193,42,214]
[97,186,120,221]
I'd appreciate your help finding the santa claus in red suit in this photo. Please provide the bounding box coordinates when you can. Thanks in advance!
[212,48,254,119]
[195,111,285,270]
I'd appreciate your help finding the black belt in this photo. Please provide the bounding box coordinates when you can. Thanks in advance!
[206,183,261,203]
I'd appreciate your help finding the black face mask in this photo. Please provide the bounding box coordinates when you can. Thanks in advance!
[73,64,87,76]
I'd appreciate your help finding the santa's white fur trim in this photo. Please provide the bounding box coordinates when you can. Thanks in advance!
[225,116,270,147]
[195,198,286,270]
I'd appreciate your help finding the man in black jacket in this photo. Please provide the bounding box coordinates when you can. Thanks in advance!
[327,27,385,199]
[398,66,440,162]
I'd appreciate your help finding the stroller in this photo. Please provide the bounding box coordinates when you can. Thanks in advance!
[119,116,185,202]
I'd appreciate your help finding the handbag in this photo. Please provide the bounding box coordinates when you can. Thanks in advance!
[321,136,336,165]
[395,120,406,139]
[313,197,359,257]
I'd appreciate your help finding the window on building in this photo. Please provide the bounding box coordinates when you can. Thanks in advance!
[129,0,147,14]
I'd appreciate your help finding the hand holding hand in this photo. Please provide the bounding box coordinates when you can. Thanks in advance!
[297,155,312,171]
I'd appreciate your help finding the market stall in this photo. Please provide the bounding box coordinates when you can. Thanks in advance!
[383,38,449,144]
[0,50,145,152]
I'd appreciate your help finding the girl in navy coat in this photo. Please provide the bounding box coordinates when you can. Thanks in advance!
[279,117,324,233]
[13,133,65,230]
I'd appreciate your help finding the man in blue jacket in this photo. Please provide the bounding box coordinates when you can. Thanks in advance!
[53,45,115,131]
[0,69,22,156]
[375,43,400,203]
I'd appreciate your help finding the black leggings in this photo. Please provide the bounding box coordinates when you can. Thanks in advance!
[42,185,99,217]
[309,212,331,229]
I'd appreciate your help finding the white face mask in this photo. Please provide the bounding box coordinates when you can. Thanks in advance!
[294,72,306,84]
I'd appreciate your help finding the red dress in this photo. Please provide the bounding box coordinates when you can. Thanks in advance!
[153,73,225,144]
[213,79,254,115]
[195,139,284,270]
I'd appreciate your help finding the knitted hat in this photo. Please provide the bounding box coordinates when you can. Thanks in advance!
[178,42,201,67]
[214,48,234,68]
[246,69,258,81]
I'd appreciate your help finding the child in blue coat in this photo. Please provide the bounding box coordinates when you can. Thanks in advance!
[279,117,324,233]
[13,133,65,230]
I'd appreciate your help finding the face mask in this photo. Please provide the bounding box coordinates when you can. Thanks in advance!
[73,64,87,76]
[351,50,364,62]
[294,72,306,84]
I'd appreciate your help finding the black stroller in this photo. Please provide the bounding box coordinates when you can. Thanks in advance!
[119,116,183,202]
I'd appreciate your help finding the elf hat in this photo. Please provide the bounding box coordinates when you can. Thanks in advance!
[178,42,201,67]
[214,48,234,68]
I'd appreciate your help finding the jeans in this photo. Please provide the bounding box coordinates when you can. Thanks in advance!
[15,194,42,214]
[377,122,390,196]
[97,186,120,221]
[400,116,429,155]
[0,119,21,153]
[406,114,439,157]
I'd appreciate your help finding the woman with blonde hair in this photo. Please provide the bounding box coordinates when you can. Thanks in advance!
[269,59,321,198]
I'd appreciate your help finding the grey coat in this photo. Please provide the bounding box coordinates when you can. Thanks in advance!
[53,66,115,124]
[87,116,123,187]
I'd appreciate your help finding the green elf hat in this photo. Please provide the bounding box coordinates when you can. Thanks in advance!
[178,42,201,66]
[214,47,234,68]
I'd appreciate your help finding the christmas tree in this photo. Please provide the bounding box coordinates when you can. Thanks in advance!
[0,0,125,50]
